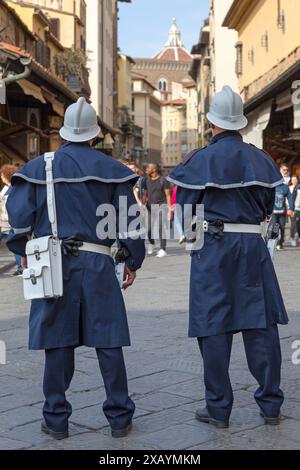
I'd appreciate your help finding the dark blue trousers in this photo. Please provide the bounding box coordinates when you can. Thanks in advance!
[43,347,135,432]
[198,324,284,421]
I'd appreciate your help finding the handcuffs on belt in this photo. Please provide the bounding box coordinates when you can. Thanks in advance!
[61,237,83,256]
[182,220,225,243]
[205,220,225,240]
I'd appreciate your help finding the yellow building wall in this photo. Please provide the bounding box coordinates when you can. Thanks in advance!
[118,56,132,110]
[47,11,75,48]
[47,40,61,73]
[239,0,300,90]
[7,3,35,31]
[149,97,162,154]
[185,87,198,152]
[62,0,86,20]
[6,2,61,69]
[133,94,149,148]
[162,105,182,166]
[7,2,49,42]
[9,0,84,49]
[0,3,35,54]
[59,0,85,50]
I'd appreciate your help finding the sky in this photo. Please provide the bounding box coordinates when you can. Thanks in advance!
[118,0,209,58]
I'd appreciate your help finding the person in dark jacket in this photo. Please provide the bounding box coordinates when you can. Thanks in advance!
[6,97,145,440]
[271,164,294,250]
[168,86,288,429]
[293,179,300,245]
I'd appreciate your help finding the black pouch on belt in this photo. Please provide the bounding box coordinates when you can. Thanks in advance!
[114,246,130,264]
[61,237,83,257]
[207,220,225,240]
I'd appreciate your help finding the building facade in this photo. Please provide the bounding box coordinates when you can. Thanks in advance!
[190,19,211,146]
[86,0,114,128]
[209,0,238,94]
[161,83,198,169]
[224,0,300,174]
[133,18,194,102]
[189,1,238,146]
[132,18,197,168]
[117,54,143,161]
[10,0,87,51]
[8,0,90,97]
[185,82,198,153]
[6,0,64,75]
[0,0,79,167]
[86,0,132,155]
[162,99,185,169]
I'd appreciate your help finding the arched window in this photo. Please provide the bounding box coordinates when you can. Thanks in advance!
[158,78,168,92]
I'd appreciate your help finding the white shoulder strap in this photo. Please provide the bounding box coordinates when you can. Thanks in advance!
[44,152,58,239]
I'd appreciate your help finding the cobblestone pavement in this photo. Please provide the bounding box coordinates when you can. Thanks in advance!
[0,243,300,450]
[0,243,15,274]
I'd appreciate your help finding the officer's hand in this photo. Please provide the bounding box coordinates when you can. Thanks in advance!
[21,256,28,269]
[287,210,294,217]
[123,265,136,290]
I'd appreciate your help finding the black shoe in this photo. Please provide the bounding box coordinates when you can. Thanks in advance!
[195,407,229,429]
[11,270,23,277]
[41,420,69,440]
[111,422,132,438]
[260,411,281,426]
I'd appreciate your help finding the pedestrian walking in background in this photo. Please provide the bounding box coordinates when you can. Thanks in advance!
[292,177,300,247]
[271,164,294,250]
[127,162,145,208]
[0,165,23,276]
[171,185,185,243]
[142,163,172,258]
[169,85,289,429]
[289,176,300,247]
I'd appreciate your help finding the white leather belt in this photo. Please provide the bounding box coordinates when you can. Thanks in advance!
[204,222,265,234]
[78,243,112,257]
[223,223,263,234]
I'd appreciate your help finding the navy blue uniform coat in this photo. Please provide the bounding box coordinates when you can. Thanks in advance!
[168,131,288,338]
[6,142,145,350]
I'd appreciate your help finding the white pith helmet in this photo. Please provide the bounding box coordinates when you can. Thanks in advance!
[60,97,100,142]
[207,85,248,131]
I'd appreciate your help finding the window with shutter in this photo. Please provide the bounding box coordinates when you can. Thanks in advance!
[35,40,43,65]
[49,18,60,41]
[45,46,51,69]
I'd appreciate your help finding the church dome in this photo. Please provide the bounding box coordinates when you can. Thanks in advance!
[153,18,193,62]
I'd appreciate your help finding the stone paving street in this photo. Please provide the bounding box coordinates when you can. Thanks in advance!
[0,242,300,450]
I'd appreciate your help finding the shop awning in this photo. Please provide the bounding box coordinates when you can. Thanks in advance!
[276,89,292,112]
[242,101,272,149]
[42,88,65,117]
[17,79,47,104]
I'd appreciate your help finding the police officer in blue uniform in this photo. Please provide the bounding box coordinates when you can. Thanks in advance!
[6,97,145,439]
[168,86,288,428]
